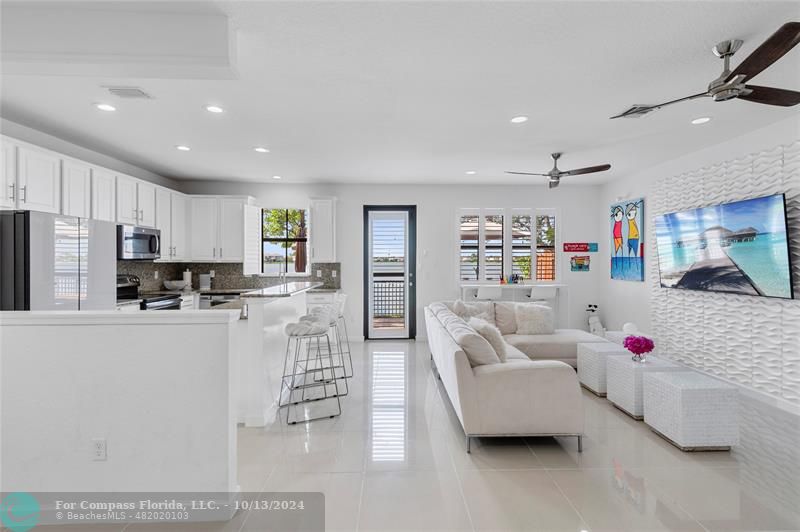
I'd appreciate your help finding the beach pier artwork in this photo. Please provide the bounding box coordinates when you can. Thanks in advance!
[654,194,792,299]
[610,198,645,281]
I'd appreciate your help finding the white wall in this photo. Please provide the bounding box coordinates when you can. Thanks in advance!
[1,118,179,189]
[600,115,800,332]
[182,181,606,337]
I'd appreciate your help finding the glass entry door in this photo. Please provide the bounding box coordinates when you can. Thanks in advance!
[364,206,416,339]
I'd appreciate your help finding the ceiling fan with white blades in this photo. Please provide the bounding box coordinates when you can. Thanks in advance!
[611,22,800,119]
[505,152,611,189]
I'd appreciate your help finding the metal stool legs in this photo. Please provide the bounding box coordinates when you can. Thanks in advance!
[279,332,342,424]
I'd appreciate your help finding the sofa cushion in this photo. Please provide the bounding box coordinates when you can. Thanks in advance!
[437,308,500,366]
[452,299,495,323]
[503,342,530,361]
[493,302,517,334]
[428,302,450,318]
[504,329,608,361]
[449,323,501,366]
[468,317,507,362]
[515,303,555,335]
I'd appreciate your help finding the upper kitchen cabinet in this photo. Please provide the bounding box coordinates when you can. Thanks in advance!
[189,195,254,262]
[115,175,156,227]
[137,181,156,227]
[17,145,61,214]
[189,196,219,261]
[116,175,138,225]
[310,197,336,262]
[0,138,16,209]
[91,168,116,222]
[155,187,172,260]
[61,159,91,218]
[170,193,189,260]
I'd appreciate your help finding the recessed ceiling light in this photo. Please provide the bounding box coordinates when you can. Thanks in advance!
[510,115,528,124]
[691,116,711,125]
[272,175,282,180]
[94,103,116,112]
[254,147,270,153]
[465,170,476,175]
[205,105,224,113]
[175,145,191,151]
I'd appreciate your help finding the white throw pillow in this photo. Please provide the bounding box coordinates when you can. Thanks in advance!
[493,302,517,335]
[448,322,501,366]
[515,303,555,335]
[503,342,530,361]
[468,317,507,362]
[452,299,495,323]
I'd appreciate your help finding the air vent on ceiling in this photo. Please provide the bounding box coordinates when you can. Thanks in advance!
[103,86,153,99]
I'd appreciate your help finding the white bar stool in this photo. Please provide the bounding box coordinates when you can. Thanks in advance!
[280,308,343,424]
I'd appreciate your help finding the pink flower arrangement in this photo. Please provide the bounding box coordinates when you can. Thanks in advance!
[623,335,655,356]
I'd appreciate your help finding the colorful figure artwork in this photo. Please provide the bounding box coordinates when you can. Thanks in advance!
[610,198,645,281]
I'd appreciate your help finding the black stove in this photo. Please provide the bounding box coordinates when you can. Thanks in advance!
[116,275,182,310]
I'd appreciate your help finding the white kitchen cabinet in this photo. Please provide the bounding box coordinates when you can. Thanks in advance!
[0,139,17,209]
[91,168,116,222]
[310,197,336,262]
[155,187,172,259]
[17,145,61,214]
[219,197,245,261]
[61,159,91,218]
[243,204,263,275]
[171,193,189,260]
[137,181,156,227]
[116,175,138,225]
[190,196,219,260]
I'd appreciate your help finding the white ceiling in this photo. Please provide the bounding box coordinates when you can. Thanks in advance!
[2,1,800,185]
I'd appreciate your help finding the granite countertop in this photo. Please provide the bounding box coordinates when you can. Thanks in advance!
[308,288,340,293]
[140,288,253,296]
[242,282,324,298]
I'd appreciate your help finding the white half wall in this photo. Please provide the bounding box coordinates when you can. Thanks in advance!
[180,181,606,337]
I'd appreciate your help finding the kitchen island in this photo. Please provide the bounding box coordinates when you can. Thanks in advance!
[0,309,240,504]
[239,281,324,426]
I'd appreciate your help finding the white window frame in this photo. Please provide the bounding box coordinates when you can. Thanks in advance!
[456,207,560,285]
[261,205,312,277]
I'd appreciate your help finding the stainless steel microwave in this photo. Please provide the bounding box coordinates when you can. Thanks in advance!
[117,225,161,260]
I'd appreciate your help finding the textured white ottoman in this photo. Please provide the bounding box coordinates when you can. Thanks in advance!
[606,355,687,420]
[577,342,629,396]
[643,371,739,451]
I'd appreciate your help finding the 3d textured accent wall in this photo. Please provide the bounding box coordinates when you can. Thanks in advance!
[651,140,800,405]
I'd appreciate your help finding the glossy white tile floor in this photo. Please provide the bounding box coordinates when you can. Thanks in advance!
[44,340,800,531]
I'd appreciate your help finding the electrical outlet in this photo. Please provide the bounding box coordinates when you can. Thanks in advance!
[331,271,337,278]
[209,270,215,278]
[317,270,322,278]
[92,438,107,461]
[154,271,159,280]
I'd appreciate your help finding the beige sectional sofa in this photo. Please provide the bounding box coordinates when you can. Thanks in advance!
[425,300,606,452]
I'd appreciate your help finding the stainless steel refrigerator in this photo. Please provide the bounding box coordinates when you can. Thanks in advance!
[0,210,116,310]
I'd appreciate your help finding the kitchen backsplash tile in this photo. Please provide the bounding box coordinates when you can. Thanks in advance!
[117,261,341,291]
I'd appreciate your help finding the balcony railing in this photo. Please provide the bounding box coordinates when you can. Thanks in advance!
[373,276,405,329]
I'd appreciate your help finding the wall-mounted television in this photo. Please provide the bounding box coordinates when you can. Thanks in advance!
[655,194,793,299]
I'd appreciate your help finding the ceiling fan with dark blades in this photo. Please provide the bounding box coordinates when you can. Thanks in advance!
[611,22,800,119]
[506,153,611,189]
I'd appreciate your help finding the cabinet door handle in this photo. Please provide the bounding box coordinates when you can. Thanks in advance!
[219,247,222,258]
[19,186,26,202]
[139,209,144,220]
[133,208,138,221]
[213,247,216,258]
[8,184,14,200]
